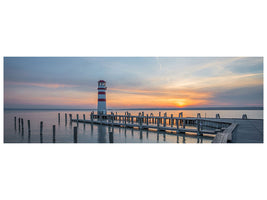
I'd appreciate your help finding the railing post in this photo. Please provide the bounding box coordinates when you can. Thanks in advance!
[112,113,114,126]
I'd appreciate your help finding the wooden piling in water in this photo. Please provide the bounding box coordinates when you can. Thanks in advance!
[40,121,43,135]
[14,117,16,130]
[83,114,85,120]
[65,113,67,122]
[109,131,114,143]
[27,120,31,133]
[112,113,114,126]
[73,127,77,143]
[21,118,24,134]
[40,121,43,143]
[18,118,21,132]
[69,114,72,122]
[53,125,56,143]
[58,113,60,122]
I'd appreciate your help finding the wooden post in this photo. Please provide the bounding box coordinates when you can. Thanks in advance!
[65,113,67,122]
[83,114,85,121]
[119,116,121,123]
[27,120,31,134]
[73,127,78,143]
[27,120,31,142]
[70,114,72,122]
[112,113,114,126]
[109,131,114,143]
[183,119,185,128]
[146,114,149,126]
[163,117,166,127]
[91,112,93,123]
[58,113,60,122]
[176,119,180,133]
[171,114,173,127]
[140,116,143,129]
[40,121,43,143]
[131,116,133,124]
[77,114,79,122]
[14,117,16,130]
[53,125,56,143]
[18,118,21,132]
[21,118,24,133]
[197,119,202,136]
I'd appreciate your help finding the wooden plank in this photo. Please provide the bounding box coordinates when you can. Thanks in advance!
[212,123,238,143]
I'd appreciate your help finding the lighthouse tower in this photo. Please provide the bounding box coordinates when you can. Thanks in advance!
[97,80,107,115]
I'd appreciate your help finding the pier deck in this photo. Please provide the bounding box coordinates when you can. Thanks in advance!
[67,112,263,143]
[221,119,263,143]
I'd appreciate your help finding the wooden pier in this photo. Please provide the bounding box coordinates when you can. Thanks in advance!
[70,112,237,143]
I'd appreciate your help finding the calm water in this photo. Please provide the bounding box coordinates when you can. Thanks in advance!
[4,109,263,143]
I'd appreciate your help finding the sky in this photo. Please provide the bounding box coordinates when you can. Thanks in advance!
[4,57,263,109]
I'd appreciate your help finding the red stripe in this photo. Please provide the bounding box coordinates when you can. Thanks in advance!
[98,92,106,94]
[97,88,106,90]
[98,99,106,101]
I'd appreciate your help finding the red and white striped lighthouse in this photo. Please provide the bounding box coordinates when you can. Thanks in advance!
[97,80,107,115]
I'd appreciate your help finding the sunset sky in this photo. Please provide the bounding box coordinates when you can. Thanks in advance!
[4,57,263,109]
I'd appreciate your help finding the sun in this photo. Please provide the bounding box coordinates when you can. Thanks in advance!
[175,99,187,107]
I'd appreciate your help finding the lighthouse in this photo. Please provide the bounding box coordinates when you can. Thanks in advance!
[97,80,107,115]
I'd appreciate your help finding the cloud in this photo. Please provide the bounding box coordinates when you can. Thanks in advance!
[4,57,263,108]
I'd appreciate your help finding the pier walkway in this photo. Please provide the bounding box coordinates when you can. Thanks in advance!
[64,112,263,143]
[222,119,263,143]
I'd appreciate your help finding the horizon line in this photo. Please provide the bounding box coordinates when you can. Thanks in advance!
[4,106,264,111]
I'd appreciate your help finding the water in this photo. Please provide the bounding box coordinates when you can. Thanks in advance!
[4,109,263,143]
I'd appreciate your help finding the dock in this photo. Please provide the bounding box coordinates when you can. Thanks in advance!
[66,111,258,143]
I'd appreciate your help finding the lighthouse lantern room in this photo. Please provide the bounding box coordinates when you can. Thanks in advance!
[97,80,107,115]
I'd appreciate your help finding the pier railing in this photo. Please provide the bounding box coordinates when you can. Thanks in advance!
[70,112,235,142]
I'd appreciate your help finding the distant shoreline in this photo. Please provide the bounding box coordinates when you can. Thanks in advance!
[4,107,263,111]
